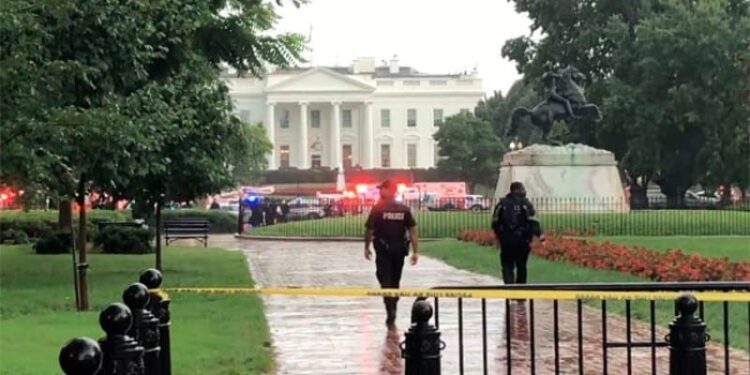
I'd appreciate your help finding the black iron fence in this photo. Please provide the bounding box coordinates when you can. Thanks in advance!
[59,269,171,375]
[408,282,750,375]
[239,196,750,237]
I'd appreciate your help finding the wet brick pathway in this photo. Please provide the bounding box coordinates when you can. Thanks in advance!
[209,236,749,374]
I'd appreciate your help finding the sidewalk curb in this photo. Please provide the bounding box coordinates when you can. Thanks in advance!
[235,234,448,242]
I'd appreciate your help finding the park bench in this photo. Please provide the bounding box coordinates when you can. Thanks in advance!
[164,218,210,247]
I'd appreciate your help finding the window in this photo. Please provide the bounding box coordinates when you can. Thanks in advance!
[311,154,322,169]
[342,144,352,169]
[279,145,290,169]
[381,109,390,128]
[404,80,421,86]
[429,80,447,86]
[342,109,352,128]
[377,80,394,86]
[280,110,290,128]
[239,110,251,123]
[407,109,417,127]
[380,144,391,168]
[311,110,320,128]
[433,109,443,126]
[407,143,417,168]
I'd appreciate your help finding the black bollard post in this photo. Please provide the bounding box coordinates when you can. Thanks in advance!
[99,302,145,375]
[140,268,172,375]
[667,294,708,375]
[123,283,161,375]
[401,298,444,375]
[59,337,103,375]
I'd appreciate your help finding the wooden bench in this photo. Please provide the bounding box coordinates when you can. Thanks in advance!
[164,219,210,247]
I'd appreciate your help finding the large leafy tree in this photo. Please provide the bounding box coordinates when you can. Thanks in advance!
[433,112,504,191]
[502,0,750,206]
[1,0,303,309]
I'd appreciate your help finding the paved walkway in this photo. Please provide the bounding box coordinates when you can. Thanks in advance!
[209,236,749,375]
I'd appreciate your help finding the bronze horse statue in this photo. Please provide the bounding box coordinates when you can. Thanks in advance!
[505,66,602,144]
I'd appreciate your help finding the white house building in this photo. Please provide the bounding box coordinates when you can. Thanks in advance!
[225,57,484,170]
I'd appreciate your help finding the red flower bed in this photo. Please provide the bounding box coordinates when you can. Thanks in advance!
[457,230,750,282]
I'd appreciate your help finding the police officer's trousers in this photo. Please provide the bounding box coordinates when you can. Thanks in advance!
[375,248,406,310]
[499,241,531,284]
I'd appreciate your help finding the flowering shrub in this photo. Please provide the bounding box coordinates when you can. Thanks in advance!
[457,230,750,282]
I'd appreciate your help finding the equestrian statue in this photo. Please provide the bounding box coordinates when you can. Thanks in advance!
[505,65,602,144]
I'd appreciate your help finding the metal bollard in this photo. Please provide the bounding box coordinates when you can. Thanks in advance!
[59,337,103,375]
[140,268,172,375]
[401,298,444,375]
[99,302,145,375]
[124,283,161,375]
[667,293,708,375]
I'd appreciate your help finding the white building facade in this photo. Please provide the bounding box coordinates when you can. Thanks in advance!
[226,57,483,170]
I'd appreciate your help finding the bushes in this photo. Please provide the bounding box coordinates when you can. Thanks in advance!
[1,229,29,244]
[457,229,750,282]
[33,231,73,254]
[0,209,130,239]
[94,225,153,254]
[161,209,236,233]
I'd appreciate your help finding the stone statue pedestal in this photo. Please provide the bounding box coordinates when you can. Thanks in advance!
[494,144,629,213]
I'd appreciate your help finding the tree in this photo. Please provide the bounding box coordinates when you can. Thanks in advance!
[232,122,274,185]
[433,112,504,191]
[1,0,304,309]
[502,0,750,206]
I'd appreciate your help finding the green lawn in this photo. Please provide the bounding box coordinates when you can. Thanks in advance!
[250,209,750,238]
[421,239,749,351]
[597,236,750,262]
[0,245,272,375]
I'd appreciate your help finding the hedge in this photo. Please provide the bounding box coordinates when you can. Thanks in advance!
[160,209,236,233]
[94,225,153,254]
[0,210,130,239]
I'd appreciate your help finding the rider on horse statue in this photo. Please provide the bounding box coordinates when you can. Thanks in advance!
[505,64,601,144]
[542,69,580,120]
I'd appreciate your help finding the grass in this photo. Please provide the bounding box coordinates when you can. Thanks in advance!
[0,245,272,375]
[596,236,750,262]
[250,209,750,238]
[421,239,749,351]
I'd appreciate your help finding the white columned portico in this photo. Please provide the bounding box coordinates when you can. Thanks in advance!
[331,101,342,169]
[266,102,276,169]
[363,101,374,168]
[299,102,309,169]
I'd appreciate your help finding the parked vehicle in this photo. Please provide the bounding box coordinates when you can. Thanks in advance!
[465,195,492,211]
[288,197,326,220]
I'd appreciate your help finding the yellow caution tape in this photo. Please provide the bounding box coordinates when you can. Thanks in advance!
[164,287,750,302]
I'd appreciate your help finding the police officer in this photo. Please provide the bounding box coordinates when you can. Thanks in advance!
[491,182,536,285]
[364,180,419,326]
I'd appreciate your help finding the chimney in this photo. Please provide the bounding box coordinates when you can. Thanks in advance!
[352,57,375,74]
[389,55,399,74]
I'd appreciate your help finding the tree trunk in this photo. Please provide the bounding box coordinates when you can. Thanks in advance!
[58,200,72,230]
[155,201,163,271]
[76,179,89,311]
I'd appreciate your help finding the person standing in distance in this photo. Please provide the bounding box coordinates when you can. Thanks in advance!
[364,180,419,327]
[492,182,536,285]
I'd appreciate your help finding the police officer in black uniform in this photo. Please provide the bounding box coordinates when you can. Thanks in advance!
[492,182,536,285]
[364,180,419,327]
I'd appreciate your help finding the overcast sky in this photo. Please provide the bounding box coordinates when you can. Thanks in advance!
[274,0,532,96]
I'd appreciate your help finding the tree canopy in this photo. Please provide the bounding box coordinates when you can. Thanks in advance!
[501,0,750,203]
[433,112,504,191]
